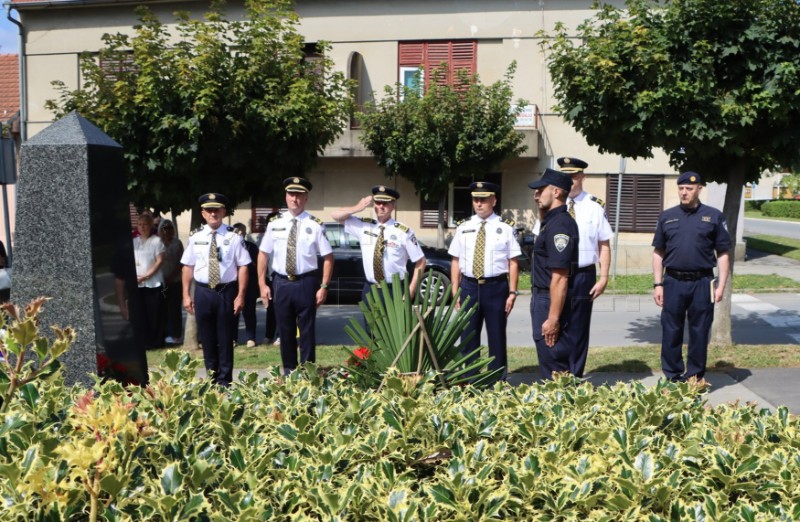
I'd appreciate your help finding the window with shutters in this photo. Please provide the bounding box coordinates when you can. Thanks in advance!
[99,52,137,82]
[605,175,664,233]
[420,173,502,228]
[398,40,477,91]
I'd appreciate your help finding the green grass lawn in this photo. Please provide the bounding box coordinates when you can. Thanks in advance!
[147,343,800,374]
[745,235,800,262]
[745,209,800,222]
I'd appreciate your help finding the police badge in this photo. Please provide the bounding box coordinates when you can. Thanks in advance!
[554,234,570,252]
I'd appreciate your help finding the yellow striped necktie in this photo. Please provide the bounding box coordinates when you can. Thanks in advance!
[473,221,487,279]
[208,231,220,288]
[373,225,385,282]
[286,219,298,277]
[568,198,576,220]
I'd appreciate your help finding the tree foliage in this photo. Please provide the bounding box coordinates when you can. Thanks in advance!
[359,65,527,244]
[46,0,351,214]
[544,0,800,184]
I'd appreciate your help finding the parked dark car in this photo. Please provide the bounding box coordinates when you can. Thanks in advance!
[322,222,451,304]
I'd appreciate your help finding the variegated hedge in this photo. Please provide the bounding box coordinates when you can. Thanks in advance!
[2,352,799,521]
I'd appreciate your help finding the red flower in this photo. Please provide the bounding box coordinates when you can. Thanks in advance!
[347,347,371,367]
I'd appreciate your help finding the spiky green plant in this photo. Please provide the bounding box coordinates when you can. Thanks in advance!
[344,273,502,389]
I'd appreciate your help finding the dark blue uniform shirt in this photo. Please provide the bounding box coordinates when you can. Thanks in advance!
[533,205,579,288]
[652,203,731,270]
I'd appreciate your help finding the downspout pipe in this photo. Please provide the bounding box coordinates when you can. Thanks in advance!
[4,3,24,267]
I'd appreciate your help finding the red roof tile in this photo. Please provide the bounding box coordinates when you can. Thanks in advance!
[0,54,20,123]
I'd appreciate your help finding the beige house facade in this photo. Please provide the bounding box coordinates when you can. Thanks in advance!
[10,0,702,270]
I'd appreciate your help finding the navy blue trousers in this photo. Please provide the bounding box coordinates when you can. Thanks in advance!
[531,289,574,380]
[273,275,318,372]
[459,277,509,380]
[561,266,596,377]
[661,275,714,380]
[195,283,237,386]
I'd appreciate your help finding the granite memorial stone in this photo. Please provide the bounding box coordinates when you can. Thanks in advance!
[12,112,148,386]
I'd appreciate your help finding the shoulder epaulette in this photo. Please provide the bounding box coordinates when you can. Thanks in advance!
[268,214,280,223]
[394,222,409,232]
[225,225,234,232]
[590,196,606,208]
[360,217,377,224]
[309,215,323,225]
[502,218,515,227]
[455,218,467,227]
[189,226,203,236]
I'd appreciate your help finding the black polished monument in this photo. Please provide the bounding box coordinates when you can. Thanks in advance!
[12,112,148,386]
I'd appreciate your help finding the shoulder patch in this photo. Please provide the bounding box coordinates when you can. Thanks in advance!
[308,215,323,225]
[360,217,377,224]
[502,218,515,227]
[394,222,409,232]
[590,196,606,208]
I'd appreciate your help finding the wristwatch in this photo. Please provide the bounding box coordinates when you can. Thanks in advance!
[509,290,520,296]
[653,282,663,288]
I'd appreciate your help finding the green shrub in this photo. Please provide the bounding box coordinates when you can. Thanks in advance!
[2,301,799,520]
[762,200,800,218]
[744,200,766,211]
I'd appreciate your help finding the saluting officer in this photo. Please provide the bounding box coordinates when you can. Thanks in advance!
[258,177,334,374]
[331,185,426,302]
[449,181,521,380]
[528,169,579,380]
[652,171,731,382]
[181,193,251,387]
[533,157,613,377]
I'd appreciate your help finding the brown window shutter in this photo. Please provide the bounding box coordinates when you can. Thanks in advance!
[399,40,476,88]
[606,175,664,233]
[420,197,446,228]
[398,42,425,67]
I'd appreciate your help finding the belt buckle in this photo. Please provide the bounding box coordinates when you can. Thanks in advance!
[477,278,486,285]
[287,275,297,282]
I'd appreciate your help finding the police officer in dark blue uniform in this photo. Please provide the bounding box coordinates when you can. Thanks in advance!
[181,193,252,386]
[448,182,521,380]
[528,169,579,380]
[652,171,731,382]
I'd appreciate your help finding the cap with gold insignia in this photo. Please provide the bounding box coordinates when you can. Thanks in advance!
[556,157,589,174]
[199,192,229,209]
[283,177,313,193]
[677,171,703,185]
[469,181,499,197]
[371,185,400,202]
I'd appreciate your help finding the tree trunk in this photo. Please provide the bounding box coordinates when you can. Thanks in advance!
[437,196,446,248]
[182,207,201,352]
[710,163,745,346]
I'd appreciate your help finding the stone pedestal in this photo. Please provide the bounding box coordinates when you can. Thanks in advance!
[12,112,148,386]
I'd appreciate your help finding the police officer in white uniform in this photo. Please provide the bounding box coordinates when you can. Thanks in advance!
[257,177,333,374]
[449,181,521,380]
[181,193,251,386]
[534,156,613,377]
[331,185,426,303]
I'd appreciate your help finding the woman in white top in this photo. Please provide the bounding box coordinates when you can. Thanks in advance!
[134,213,165,350]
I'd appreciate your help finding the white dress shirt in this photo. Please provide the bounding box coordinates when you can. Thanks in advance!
[181,224,251,284]
[344,217,424,283]
[448,213,521,278]
[259,211,333,276]
[134,235,165,288]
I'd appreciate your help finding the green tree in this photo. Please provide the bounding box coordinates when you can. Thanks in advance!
[46,0,351,216]
[359,65,527,246]
[543,0,800,344]
[780,172,800,197]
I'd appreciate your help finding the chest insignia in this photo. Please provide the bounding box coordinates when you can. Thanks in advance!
[391,235,397,241]
[496,227,503,234]
[223,239,230,246]
[701,216,711,222]
[273,227,286,232]
[463,229,476,234]
[365,231,378,237]
[196,241,209,246]
[554,234,570,253]
[665,219,679,225]
[305,227,313,235]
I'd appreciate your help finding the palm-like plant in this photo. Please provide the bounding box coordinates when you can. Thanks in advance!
[344,273,502,389]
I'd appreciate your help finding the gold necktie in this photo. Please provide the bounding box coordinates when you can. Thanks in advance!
[373,225,385,283]
[208,231,220,288]
[286,218,298,276]
[568,198,576,220]
[473,221,486,279]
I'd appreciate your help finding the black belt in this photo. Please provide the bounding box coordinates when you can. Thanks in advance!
[665,268,714,281]
[275,272,315,282]
[532,287,548,295]
[195,280,237,289]
[463,274,507,285]
[576,265,596,273]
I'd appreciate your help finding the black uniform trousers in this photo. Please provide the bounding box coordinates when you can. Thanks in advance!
[661,274,714,381]
[195,282,237,386]
[235,278,259,343]
[138,286,164,351]
[561,265,596,377]
[273,274,318,372]
[531,288,574,380]
[459,276,509,381]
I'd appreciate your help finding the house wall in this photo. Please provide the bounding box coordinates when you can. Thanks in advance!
[15,0,697,269]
